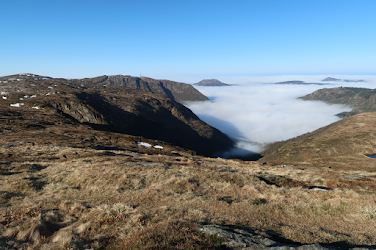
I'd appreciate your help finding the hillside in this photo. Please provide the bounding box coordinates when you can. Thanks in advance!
[194,79,230,86]
[261,112,376,170]
[0,74,232,156]
[300,87,376,118]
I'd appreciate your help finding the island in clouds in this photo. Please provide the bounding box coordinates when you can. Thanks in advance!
[194,79,230,86]
[322,77,366,83]
[274,80,328,85]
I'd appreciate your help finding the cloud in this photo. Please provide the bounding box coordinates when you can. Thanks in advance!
[186,75,376,155]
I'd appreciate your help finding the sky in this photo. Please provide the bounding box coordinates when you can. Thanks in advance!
[1,0,376,80]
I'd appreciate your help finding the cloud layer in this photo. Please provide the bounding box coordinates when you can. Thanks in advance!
[186,75,376,155]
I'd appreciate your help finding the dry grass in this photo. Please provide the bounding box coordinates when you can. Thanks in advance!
[261,112,376,171]
[1,105,376,249]
[2,145,376,249]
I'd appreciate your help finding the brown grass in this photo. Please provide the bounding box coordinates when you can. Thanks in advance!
[1,105,376,249]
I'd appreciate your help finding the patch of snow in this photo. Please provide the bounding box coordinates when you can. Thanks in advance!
[311,188,328,191]
[48,86,53,89]
[154,145,163,149]
[10,103,24,107]
[137,142,152,147]
[1,92,8,95]
[46,93,51,96]
[32,106,40,109]
[19,98,23,100]
[30,95,37,98]
[2,96,7,99]
[24,95,29,98]
[171,151,177,154]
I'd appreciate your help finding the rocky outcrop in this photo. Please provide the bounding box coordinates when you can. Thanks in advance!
[52,100,107,125]
[200,225,373,249]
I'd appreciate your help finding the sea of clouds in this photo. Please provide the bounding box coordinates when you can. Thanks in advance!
[185,75,376,157]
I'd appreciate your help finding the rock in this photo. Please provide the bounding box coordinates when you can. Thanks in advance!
[123,162,167,168]
[199,224,373,250]
[216,168,238,173]
[273,165,295,168]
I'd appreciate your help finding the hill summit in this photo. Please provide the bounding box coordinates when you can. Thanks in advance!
[194,79,230,86]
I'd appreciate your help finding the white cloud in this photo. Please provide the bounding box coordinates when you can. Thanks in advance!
[186,75,376,155]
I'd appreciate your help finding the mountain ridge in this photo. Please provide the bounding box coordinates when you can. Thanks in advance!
[0,73,209,103]
[299,86,376,118]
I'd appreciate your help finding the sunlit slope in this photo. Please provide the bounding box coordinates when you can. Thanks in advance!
[300,87,376,118]
[261,112,376,170]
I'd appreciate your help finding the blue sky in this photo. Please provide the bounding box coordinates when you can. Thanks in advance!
[1,0,375,81]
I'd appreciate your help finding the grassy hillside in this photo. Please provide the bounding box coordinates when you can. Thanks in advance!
[261,112,376,171]
[1,105,376,249]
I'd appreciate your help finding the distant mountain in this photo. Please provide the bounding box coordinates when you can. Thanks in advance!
[299,87,376,118]
[194,79,230,86]
[322,77,365,83]
[274,80,327,85]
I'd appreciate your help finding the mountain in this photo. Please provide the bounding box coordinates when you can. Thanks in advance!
[299,86,376,118]
[194,79,230,86]
[322,77,365,83]
[0,74,209,103]
[274,80,327,85]
[260,112,376,170]
[0,74,232,156]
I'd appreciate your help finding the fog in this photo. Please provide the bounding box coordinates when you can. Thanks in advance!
[185,75,376,156]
